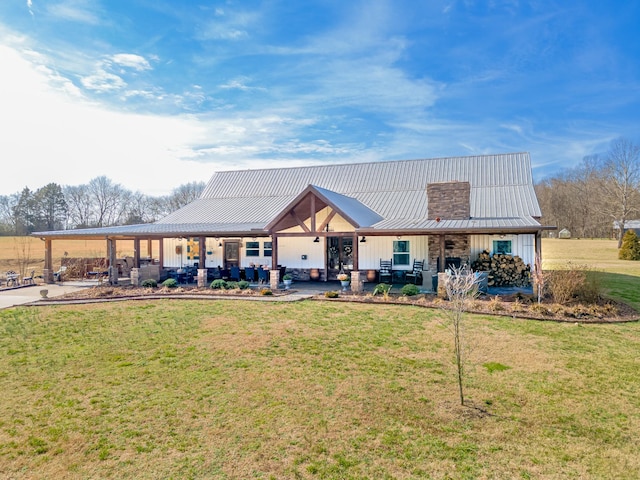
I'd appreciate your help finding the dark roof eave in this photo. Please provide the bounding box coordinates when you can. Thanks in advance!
[356,225,556,236]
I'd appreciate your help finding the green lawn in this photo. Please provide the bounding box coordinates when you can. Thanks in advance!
[542,238,640,310]
[1,300,639,479]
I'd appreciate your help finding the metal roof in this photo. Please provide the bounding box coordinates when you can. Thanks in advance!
[34,153,544,237]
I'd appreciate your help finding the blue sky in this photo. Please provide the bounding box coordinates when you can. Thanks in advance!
[1,0,638,196]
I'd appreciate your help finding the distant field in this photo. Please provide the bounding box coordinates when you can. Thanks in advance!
[542,238,640,310]
[0,236,151,276]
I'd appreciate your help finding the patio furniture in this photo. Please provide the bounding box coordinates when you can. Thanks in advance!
[244,266,256,282]
[22,270,35,285]
[257,267,268,284]
[379,259,392,284]
[6,271,19,287]
[230,266,241,281]
[405,259,424,285]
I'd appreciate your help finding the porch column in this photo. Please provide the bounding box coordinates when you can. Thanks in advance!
[147,239,153,259]
[439,234,446,272]
[159,239,164,269]
[107,238,118,285]
[133,238,141,268]
[353,234,359,271]
[271,235,278,269]
[535,230,542,271]
[199,236,206,268]
[43,238,54,284]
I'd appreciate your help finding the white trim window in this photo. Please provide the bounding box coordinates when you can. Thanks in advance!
[493,239,512,255]
[393,240,410,266]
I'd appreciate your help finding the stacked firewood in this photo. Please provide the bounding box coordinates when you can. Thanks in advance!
[472,250,531,287]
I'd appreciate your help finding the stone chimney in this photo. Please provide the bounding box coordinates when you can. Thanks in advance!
[427,182,471,220]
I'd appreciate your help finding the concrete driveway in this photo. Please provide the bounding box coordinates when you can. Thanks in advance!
[0,283,92,310]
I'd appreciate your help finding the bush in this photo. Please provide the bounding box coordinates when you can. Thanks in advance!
[373,283,391,295]
[162,278,178,288]
[260,288,273,296]
[210,279,227,289]
[619,230,640,260]
[401,284,420,296]
[324,291,339,298]
[283,274,293,280]
[141,279,157,288]
[237,280,250,290]
[226,281,239,289]
[545,263,602,305]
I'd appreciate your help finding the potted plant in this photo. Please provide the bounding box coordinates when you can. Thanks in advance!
[337,272,350,291]
[282,273,293,289]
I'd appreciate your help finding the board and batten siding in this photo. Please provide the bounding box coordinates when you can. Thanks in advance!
[469,234,535,267]
[277,237,325,269]
[358,235,429,271]
[162,237,273,269]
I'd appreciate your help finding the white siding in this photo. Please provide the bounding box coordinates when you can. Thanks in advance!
[470,234,535,266]
[358,235,429,271]
[278,237,325,269]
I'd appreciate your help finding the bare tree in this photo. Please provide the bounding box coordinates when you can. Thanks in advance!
[600,138,640,247]
[64,184,94,228]
[88,176,130,227]
[167,181,205,212]
[441,266,479,406]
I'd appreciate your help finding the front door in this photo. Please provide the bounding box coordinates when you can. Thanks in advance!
[327,236,354,280]
[224,241,240,270]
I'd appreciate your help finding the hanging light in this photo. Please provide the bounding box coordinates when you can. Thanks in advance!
[313,237,320,243]
[218,241,222,247]
[360,236,366,243]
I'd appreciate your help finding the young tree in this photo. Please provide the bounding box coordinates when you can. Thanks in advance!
[441,266,479,406]
[34,183,68,231]
[64,184,94,228]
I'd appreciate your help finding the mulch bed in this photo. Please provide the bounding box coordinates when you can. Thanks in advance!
[42,285,639,324]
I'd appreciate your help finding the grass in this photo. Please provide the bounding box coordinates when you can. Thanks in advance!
[542,238,640,311]
[0,299,639,479]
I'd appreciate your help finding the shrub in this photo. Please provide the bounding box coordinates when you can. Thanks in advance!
[162,278,178,288]
[619,229,640,260]
[237,280,250,290]
[226,281,239,289]
[324,291,339,298]
[488,295,504,312]
[210,279,227,289]
[545,263,602,305]
[260,288,273,296]
[373,283,392,296]
[283,274,293,280]
[401,284,420,296]
[141,279,157,288]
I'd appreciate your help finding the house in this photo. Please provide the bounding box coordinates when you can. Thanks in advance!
[614,220,640,237]
[34,152,553,287]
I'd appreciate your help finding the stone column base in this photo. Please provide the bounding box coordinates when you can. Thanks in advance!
[197,269,208,288]
[270,270,280,290]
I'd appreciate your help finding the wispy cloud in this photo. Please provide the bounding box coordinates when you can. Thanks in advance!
[46,0,101,24]
[81,69,125,92]
[27,0,34,16]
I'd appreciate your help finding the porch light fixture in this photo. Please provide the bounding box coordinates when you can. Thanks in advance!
[218,241,222,247]
[313,237,320,243]
[360,236,366,243]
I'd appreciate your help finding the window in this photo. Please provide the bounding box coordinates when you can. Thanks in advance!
[393,240,410,266]
[493,240,512,255]
[264,241,273,257]
[246,241,260,257]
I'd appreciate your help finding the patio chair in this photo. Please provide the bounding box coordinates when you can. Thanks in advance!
[244,266,256,282]
[230,266,241,281]
[22,270,35,285]
[405,259,424,285]
[257,267,269,284]
[379,259,392,284]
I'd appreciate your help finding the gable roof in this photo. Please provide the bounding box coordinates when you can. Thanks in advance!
[34,152,546,238]
[164,152,541,229]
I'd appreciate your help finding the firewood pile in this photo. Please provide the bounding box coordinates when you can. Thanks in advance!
[472,250,531,287]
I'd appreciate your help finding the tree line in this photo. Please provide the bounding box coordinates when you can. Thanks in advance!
[535,137,640,247]
[0,176,205,235]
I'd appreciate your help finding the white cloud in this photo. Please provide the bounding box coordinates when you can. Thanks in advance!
[111,53,152,71]
[81,69,126,92]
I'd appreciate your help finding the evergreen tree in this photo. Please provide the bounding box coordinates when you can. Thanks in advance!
[618,229,640,260]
